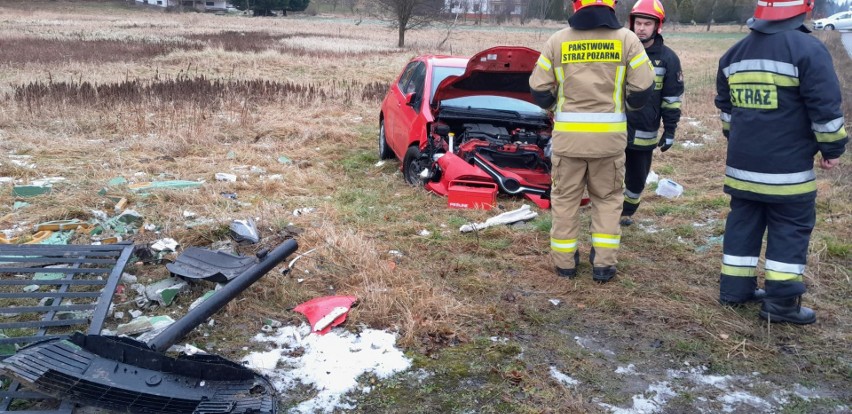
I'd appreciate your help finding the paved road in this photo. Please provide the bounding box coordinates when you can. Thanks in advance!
[842,31,852,59]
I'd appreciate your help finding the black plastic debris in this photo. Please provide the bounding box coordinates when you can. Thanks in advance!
[167,247,257,283]
[1,239,298,414]
[0,243,134,414]
[230,219,260,244]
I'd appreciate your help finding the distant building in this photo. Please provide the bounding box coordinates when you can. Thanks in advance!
[134,0,229,12]
[445,0,526,17]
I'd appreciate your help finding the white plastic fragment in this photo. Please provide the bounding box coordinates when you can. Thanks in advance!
[656,178,684,199]
[215,172,237,182]
[312,306,350,333]
[460,204,538,233]
[151,238,179,252]
[293,207,316,217]
[645,170,659,185]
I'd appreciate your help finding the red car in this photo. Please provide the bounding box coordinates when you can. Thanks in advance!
[378,46,555,209]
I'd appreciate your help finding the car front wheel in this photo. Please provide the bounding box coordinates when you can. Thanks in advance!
[378,119,394,160]
[403,145,428,186]
[826,24,835,30]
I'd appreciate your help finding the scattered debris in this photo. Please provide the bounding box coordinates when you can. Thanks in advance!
[144,277,188,306]
[418,229,432,237]
[460,204,538,233]
[293,207,316,217]
[150,238,179,252]
[681,140,704,148]
[549,299,561,306]
[116,314,176,335]
[1,240,299,414]
[167,247,258,282]
[128,180,203,193]
[374,160,386,167]
[188,290,216,311]
[12,185,52,198]
[293,296,358,335]
[33,219,90,232]
[284,248,317,275]
[695,235,724,253]
[278,155,293,165]
[645,170,659,185]
[230,218,260,244]
[215,172,237,182]
[655,178,684,199]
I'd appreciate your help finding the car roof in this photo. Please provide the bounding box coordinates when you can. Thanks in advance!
[426,56,468,68]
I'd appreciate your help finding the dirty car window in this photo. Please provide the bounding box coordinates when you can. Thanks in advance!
[430,66,465,103]
[441,95,547,115]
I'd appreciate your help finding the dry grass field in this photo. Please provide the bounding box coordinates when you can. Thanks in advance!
[0,1,850,412]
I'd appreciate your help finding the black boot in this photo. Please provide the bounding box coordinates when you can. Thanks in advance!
[759,296,816,325]
[592,265,616,283]
[719,289,766,307]
[556,251,580,279]
[619,216,634,226]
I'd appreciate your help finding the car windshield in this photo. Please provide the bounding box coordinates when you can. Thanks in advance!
[430,66,465,103]
[440,95,547,116]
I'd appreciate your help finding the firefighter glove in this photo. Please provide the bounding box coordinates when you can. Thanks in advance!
[659,132,674,152]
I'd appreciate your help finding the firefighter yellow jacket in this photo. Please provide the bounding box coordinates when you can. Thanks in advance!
[530,27,655,158]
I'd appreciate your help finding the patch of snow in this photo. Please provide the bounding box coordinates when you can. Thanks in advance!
[549,366,579,387]
[638,223,659,234]
[720,391,773,413]
[681,141,704,148]
[615,364,637,375]
[601,381,676,414]
[374,161,386,167]
[243,324,411,414]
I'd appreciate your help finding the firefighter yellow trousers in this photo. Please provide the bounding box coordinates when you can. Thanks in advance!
[550,153,625,269]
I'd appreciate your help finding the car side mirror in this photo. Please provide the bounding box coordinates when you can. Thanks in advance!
[405,92,417,106]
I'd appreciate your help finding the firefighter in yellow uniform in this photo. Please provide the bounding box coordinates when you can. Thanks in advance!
[530,0,655,282]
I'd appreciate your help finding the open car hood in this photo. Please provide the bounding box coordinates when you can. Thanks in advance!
[433,46,540,105]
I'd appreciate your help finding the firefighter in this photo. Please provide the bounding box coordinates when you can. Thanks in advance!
[715,0,847,324]
[530,0,655,282]
[620,0,684,226]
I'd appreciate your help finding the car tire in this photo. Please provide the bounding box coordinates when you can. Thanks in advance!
[826,24,835,30]
[378,119,394,160]
[402,145,427,186]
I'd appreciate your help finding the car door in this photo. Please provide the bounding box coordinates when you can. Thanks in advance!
[394,61,428,150]
[385,61,419,157]
[840,12,852,30]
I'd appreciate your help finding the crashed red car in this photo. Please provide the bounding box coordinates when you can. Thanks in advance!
[378,46,555,209]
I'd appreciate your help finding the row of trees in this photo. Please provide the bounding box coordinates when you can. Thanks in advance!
[282,0,850,47]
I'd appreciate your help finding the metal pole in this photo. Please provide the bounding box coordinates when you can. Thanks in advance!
[147,239,298,352]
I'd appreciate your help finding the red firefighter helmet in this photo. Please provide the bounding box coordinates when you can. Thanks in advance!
[572,0,617,13]
[753,0,814,21]
[630,0,666,33]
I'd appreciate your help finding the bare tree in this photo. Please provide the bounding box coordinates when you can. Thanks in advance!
[376,0,445,47]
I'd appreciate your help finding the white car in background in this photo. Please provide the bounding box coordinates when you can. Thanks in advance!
[812,11,852,30]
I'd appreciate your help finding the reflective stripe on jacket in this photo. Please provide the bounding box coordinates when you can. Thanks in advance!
[714,28,848,203]
[627,35,684,150]
[531,27,655,158]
